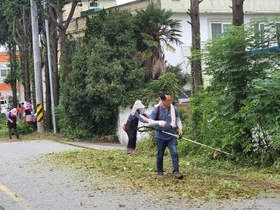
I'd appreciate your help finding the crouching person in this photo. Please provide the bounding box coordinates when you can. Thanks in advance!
[7,108,20,141]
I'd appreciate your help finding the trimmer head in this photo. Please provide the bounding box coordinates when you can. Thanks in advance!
[230,155,236,161]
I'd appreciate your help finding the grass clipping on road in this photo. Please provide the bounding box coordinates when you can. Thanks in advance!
[42,139,280,202]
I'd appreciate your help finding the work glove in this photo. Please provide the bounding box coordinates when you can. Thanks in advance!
[147,118,166,127]
[158,120,167,127]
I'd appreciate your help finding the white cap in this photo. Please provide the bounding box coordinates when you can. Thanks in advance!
[131,100,145,115]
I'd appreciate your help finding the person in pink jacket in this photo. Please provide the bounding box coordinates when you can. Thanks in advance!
[7,108,20,141]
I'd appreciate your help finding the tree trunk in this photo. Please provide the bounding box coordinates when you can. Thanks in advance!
[49,0,80,81]
[59,29,68,79]
[231,0,245,113]
[188,0,203,96]
[12,6,32,102]
[21,46,31,101]
[8,46,18,107]
[23,5,32,101]
[232,0,252,147]
[18,46,31,101]
[232,0,245,26]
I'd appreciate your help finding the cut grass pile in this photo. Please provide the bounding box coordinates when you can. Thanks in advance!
[42,138,280,202]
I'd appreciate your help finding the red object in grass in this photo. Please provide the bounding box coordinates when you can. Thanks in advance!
[213,150,220,159]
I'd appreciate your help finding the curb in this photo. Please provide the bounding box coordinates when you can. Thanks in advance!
[64,141,126,150]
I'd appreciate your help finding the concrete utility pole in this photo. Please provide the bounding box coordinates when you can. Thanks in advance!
[30,0,44,132]
[43,0,57,134]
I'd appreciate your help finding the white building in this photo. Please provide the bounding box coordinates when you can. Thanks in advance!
[161,0,280,80]
[0,52,13,101]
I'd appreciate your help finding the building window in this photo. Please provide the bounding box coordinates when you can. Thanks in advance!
[254,22,280,48]
[211,23,231,38]
[254,23,265,33]
[0,69,9,77]
[254,23,266,47]
[89,0,99,8]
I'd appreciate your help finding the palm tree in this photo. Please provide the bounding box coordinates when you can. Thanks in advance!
[135,4,183,80]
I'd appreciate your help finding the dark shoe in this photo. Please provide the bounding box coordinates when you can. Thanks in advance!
[173,171,183,179]
[158,172,164,177]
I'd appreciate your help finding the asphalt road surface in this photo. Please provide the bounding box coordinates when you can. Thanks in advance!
[0,140,189,210]
[0,140,280,210]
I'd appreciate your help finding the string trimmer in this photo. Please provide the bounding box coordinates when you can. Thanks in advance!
[137,126,236,161]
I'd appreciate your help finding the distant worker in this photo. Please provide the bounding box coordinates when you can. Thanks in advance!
[7,108,20,141]
[24,102,33,123]
[17,103,24,120]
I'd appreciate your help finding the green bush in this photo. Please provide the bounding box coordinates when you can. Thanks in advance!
[195,17,280,166]
[17,121,34,135]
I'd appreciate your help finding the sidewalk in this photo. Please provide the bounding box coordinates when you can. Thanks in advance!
[65,141,126,150]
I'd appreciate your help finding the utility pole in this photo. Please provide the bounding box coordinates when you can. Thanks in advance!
[43,0,57,134]
[30,0,44,132]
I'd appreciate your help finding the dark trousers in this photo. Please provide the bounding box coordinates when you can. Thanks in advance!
[126,127,137,149]
[156,137,179,173]
[8,126,19,140]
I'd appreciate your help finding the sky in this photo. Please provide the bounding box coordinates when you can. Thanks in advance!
[116,0,135,5]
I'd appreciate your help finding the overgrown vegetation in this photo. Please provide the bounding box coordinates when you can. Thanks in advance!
[192,17,280,167]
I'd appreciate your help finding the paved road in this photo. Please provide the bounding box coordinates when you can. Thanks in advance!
[0,140,188,210]
[1,140,280,210]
